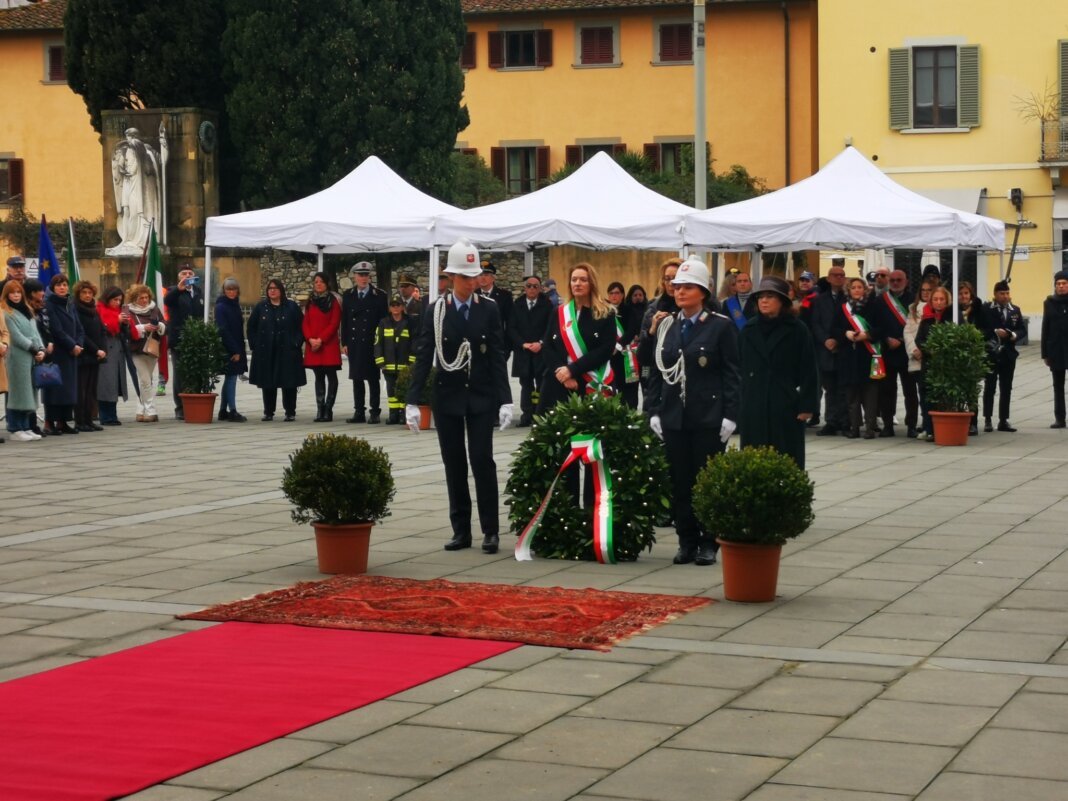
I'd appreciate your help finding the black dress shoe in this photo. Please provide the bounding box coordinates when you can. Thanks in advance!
[1051,420,1067,429]
[695,543,718,566]
[59,424,78,434]
[347,412,366,424]
[984,418,994,433]
[218,410,230,421]
[101,420,121,426]
[283,413,296,422]
[481,534,500,554]
[968,423,979,436]
[174,410,184,420]
[844,430,859,439]
[444,535,472,551]
[878,427,895,438]
[997,421,1017,432]
[816,425,839,437]
[368,412,381,424]
[673,546,697,565]
[806,417,821,428]
[261,413,274,422]
[862,430,876,440]
[89,423,104,431]
[228,412,247,422]
[906,427,918,439]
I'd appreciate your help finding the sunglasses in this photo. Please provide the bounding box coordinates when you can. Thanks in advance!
[525,283,540,288]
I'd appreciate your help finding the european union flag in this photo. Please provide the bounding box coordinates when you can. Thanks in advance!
[37,215,61,287]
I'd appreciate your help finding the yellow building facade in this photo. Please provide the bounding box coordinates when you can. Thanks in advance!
[0,0,102,265]
[818,0,1068,320]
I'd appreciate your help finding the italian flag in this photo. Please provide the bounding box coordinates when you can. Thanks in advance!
[65,218,80,283]
[137,224,167,319]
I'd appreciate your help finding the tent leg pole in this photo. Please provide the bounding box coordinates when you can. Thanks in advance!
[952,248,959,324]
[525,248,534,277]
[317,246,324,272]
[429,247,439,302]
[204,247,212,322]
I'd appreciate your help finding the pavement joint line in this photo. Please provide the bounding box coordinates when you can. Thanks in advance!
[924,656,1068,679]
[29,596,204,616]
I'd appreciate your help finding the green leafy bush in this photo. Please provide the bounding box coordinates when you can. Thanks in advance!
[393,365,434,405]
[505,394,670,561]
[693,446,814,546]
[175,319,227,394]
[281,434,395,525]
[923,323,989,413]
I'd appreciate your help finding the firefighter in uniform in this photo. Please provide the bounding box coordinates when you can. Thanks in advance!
[406,239,514,554]
[341,262,388,423]
[374,295,416,425]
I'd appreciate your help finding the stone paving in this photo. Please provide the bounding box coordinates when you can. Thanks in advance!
[1,346,1066,800]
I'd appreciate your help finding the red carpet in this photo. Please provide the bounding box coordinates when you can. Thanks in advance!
[181,575,713,651]
[0,622,516,801]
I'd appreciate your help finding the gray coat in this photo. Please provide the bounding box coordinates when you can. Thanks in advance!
[97,328,129,403]
[4,309,44,411]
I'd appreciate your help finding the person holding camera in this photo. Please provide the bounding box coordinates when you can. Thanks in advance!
[164,264,205,420]
[982,280,1026,433]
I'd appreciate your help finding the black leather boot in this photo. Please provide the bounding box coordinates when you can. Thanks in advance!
[324,390,336,422]
[313,394,326,423]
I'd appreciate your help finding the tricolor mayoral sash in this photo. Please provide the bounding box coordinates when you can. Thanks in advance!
[882,291,908,327]
[614,317,639,384]
[842,302,886,380]
[560,300,616,395]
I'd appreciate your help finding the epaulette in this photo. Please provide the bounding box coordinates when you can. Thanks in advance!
[711,312,730,321]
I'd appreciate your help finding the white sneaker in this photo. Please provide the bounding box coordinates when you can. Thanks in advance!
[11,430,33,442]
[25,430,42,440]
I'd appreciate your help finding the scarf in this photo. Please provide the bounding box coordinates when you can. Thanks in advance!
[128,300,157,316]
[98,301,122,336]
[312,290,334,313]
[3,298,33,320]
[922,304,946,322]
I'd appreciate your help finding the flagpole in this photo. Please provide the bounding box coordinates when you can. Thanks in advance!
[67,217,81,283]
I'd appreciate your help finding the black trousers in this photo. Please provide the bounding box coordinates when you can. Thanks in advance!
[171,350,186,412]
[983,359,1016,422]
[435,407,498,539]
[1053,368,1066,423]
[312,366,338,399]
[820,369,848,430]
[352,374,381,414]
[75,363,99,426]
[663,426,724,550]
[261,387,297,416]
[518,375,540,419]
[619,381,640,410]
[879,362,919,430]
[847,382,880,434]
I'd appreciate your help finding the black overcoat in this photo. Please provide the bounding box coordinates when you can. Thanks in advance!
[341,286,388,380]
[43,293,84,406]
[738,314,820,468]
[538,304,617,410]
[405,293,512,415]
[215,294,248,376]
[509,293,553,380]
[246,299,306,389]
[1042,292,1068,370]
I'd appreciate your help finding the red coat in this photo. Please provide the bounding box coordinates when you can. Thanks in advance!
[302,297,342,367]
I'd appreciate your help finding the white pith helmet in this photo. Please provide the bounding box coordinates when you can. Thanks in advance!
[446,238,482,277]
[671,258,710,291]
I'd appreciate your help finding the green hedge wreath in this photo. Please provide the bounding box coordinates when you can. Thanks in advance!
[505,393,671,561]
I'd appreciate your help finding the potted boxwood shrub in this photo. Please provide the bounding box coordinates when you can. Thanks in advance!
[924,322,989,446]
[693,446,814,602]
[394,365,434,429]
[175,319,227,423]
[281,433,396,574]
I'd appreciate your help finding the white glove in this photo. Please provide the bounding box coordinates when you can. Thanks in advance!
[720,418,737,443]
[498,404,514,431]
[649,415,663,441]
[405,404,422,433]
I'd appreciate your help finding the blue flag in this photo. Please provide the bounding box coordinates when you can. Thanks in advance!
[37,215,62,286]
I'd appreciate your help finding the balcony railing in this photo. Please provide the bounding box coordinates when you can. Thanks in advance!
[1040,119,1068,162]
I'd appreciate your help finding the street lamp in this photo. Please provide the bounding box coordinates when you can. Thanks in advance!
[694,0,707,210]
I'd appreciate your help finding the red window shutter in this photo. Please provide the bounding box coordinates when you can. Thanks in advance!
[643,143,661,171]
[580,28,595,65]
[536,146,550,186]
[678,25,693,61]
[597,28,614,64]
[565,145,581,166]
[48,45,66,81]
[612,143,627,156]
[535,29,553,67]
[660,25,677,61]
[461,32,476,69]
[488,32,504,68]
[8,158,25,201]
[490,147,505,182]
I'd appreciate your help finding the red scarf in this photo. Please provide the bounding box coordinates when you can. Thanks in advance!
[97,300,122,336]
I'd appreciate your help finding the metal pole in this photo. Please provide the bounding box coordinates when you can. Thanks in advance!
[694,0,707,210]
[428,247,439,302]
[317,246,324,272]
[525,247,535,277]
[951,248,959,323]
[204,246,212,323]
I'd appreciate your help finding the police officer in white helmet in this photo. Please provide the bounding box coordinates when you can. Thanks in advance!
[405,239,514,554]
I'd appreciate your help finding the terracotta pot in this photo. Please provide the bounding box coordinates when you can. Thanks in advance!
[929,411,972,446]
[418,405,432,430]
[179,393,217,424]
[716,539,783,603]
[313,521,373,574]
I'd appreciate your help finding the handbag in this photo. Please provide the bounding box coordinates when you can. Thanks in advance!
[142,335,160,357]
[32,362,62,388]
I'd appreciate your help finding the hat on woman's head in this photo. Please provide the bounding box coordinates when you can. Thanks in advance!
[446,238,482,277]
[755,275,792,303]
[671,258,710,291]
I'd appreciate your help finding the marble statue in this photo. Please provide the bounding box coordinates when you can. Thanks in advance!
[106,126,168,256]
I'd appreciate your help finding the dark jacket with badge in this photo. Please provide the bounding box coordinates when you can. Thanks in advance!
[477,284,513,340]
[341,285,388,379]
[538,303,617,410]
[647,310,740,431]
[738,313,820,468]
[1041,292,1068,370]
[509,293,553,380]
[983,300,1026,366]
[405,293,512,415]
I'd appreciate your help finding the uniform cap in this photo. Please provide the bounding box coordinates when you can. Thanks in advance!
[398,273,417,286]
[350,261,373,276]
[6,256,26,268]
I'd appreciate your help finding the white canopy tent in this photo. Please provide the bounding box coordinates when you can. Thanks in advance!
[433,151,695,252]
[202,156,460,319]
[683,147,1005,252]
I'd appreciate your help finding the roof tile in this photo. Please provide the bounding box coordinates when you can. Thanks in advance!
[0,0,66,32]
[462,1,691,14]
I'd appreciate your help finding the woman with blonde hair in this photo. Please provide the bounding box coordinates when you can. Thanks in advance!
[124,283,166,422]
[1,281,47,442]
[538,261,617,412]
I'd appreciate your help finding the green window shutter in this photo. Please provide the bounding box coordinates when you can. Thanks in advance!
[1059,40,1068,120]
[958,44,980,128]
[889,48,912,130]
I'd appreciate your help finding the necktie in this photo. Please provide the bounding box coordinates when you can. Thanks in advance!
[1002,306,1009,325]
[529,300,535,311]
[359,291,366,300]
[680,318,693,345]
[459,302,468,320]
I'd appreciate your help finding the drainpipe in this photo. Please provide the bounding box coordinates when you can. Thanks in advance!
[781,1,791,186]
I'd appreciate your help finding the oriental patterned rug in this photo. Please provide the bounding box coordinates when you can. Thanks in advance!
[179,575,712,651]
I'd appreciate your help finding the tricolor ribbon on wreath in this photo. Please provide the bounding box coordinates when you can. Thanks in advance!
[560,300,616,395]
[841,303,886,380]
[515,435,616,564]
[614,317,639,384]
